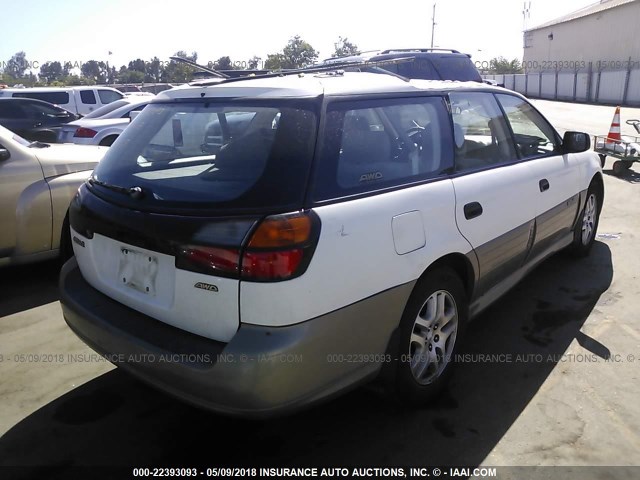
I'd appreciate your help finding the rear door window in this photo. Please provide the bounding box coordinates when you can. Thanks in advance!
[80,90,97,105]
[0,101,27,119]
[449,92,516,171]
[313,96,453,200]
[21,101,67,117]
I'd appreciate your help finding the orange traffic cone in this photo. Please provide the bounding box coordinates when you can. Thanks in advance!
[605,106,622,148]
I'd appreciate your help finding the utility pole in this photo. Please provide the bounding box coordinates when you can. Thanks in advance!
[431,3,437,48]
[522,1,531,32]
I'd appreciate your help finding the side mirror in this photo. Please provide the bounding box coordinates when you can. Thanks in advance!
[562,131,590,153]
[129,110,141,122]
[0,147,10,161]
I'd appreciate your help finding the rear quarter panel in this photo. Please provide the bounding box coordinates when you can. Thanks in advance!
[240,179,474,327]
[49,171,93,249]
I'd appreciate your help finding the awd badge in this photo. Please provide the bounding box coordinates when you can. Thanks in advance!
[194,282,218,292]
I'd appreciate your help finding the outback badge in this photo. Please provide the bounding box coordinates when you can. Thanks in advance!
[194,282,219,292]
[72,236,86,248]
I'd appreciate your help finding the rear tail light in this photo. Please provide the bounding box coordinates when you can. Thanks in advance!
[175,211,320,282]
[176,246,240,277]
[74,127,97,138]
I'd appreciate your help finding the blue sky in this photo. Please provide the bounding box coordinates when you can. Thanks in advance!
[0,0,594,72]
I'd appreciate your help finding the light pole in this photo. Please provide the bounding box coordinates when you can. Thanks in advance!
[431,3,437,49]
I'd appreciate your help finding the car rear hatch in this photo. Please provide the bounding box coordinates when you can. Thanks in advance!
[70,98,319,342]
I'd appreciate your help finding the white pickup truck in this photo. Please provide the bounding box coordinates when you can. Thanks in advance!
[0,86,124,116]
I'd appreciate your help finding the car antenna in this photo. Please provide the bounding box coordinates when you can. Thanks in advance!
[169,56,230,79]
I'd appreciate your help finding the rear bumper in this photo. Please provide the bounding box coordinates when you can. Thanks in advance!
[59,258,412,417]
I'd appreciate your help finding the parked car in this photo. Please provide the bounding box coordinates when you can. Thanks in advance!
[0,98,79,143]
[59,97,152,146]
[124,91,155,97]
[0,125,106,267]
[318,48,483,82]
[0,86,124,116]
[76,98,141,120]
[60,70,603,417]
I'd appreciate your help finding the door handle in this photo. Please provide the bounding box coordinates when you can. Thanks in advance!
[539,179,550,192]
[464,202,483,220]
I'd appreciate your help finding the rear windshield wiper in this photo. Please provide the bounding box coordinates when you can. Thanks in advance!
[88,177,146,199]
[28,141,50,148]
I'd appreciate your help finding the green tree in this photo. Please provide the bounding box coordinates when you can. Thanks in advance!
[39,61,64,84]
[146,57,163,82]
[211,56,234,70]
[6,51,29,78]
[81,60,108,83]
[333,36,359,58]
[488,57,523,74]
[247,56,262,69]
[59,74,95,86]
[264,53,286,70]
[163,50,198,83]
[264,36,318,70]
[128,58,147,73]
[119,69,145,84]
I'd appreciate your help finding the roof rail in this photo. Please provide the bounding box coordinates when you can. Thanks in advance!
[169,56,229,79]
[379,48,461,54]
[190,56,415,86]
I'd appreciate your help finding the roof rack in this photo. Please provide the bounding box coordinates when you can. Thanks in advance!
[379,48,461,54]
[190,56,416,86]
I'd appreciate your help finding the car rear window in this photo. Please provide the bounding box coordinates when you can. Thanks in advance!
[13,91,70,104]
[397,59,439,79]
[90,100,318,213]
[83,99,131,118]
[430,56,482,82]
[98,89,124,104]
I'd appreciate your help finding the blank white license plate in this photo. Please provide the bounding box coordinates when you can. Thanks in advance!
[117,248,158,295]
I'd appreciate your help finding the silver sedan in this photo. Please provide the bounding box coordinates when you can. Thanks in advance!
[0,125,106,266]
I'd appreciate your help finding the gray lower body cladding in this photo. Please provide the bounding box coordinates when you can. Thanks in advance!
[59,258,414,417]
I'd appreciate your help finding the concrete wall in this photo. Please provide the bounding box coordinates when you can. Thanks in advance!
[483,65,640,106]
[523,1,640,73]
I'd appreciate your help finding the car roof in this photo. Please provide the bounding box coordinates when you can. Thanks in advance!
[0,86,118,92]
[321,49,470,63]
[157,71,503,101]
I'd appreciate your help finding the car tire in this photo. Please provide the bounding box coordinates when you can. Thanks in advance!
[612,160,634,175]
[393,267,467,406]
[567,184,601,257]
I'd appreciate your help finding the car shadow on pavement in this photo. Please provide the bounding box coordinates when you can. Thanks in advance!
[0,260,60,318]
[0,242,613,470]
[603,167,640,184]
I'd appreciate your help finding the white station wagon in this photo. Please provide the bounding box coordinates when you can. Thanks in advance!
[60,70,603,416]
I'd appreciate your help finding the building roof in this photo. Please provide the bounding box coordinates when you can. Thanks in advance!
[527,0,638,31]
